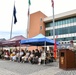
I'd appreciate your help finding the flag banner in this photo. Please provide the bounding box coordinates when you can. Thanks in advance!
[28,0,31,16]
[54,38,57,59]
[13,5,17,24]
[51,0,54,8]
[28,0,31,5]
[27,0,31,38]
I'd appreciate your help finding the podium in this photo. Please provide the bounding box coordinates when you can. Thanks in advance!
[59,49,76,70]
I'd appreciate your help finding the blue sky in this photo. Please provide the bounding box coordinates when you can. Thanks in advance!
[0,0,76,40]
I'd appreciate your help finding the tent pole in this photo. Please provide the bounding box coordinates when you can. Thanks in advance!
[19,43,21,62]
[44,41,46,65]
[37,46,38,49]
[2,46,3,51]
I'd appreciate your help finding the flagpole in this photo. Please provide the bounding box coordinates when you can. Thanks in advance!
[51,0,55,40]
[10,1,17,39]
[26,0,31,50]
[27,0,31,39]
[10,1,15,39]
[51,0,57,60]
[10,12,14,39]
[27,5,30,39]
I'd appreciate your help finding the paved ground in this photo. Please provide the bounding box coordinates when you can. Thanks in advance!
[0,59,76,75]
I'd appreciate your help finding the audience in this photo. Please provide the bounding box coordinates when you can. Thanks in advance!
[0,48,54,65]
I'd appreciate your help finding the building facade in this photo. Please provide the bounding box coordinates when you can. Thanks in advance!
[29,11,47,38]
[28,9,76,50]
[44,9,76,44]
[28,11,47,50]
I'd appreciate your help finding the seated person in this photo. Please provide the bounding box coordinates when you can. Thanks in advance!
[4,50,10,60]
[10,50,16,61]
[21,50,30,63]
[38,50,46,65]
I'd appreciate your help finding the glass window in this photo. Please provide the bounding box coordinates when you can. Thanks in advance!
[70,18,73,23]
[45,17,76,36]
[74,37,76,40]
[40,18,42,22]
[40,26,42,30]
[50,30,53,36]
[45,23,50,28]
[56,36,76,42]
[45,30,49,36]
[45,16,76,28]
[55,29,57,35]
[67,18,70,24]
[45,30,52,36]
[74,17,76,22]
[55,21,57,26]
[50,23,53,27]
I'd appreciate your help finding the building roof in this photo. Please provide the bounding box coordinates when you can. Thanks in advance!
[43,9,76,23]
[8,35,26,42]
[0,38,6,42]
[30,11,47,17]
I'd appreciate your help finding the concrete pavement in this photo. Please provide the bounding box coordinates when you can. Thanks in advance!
[0,59,76,75]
